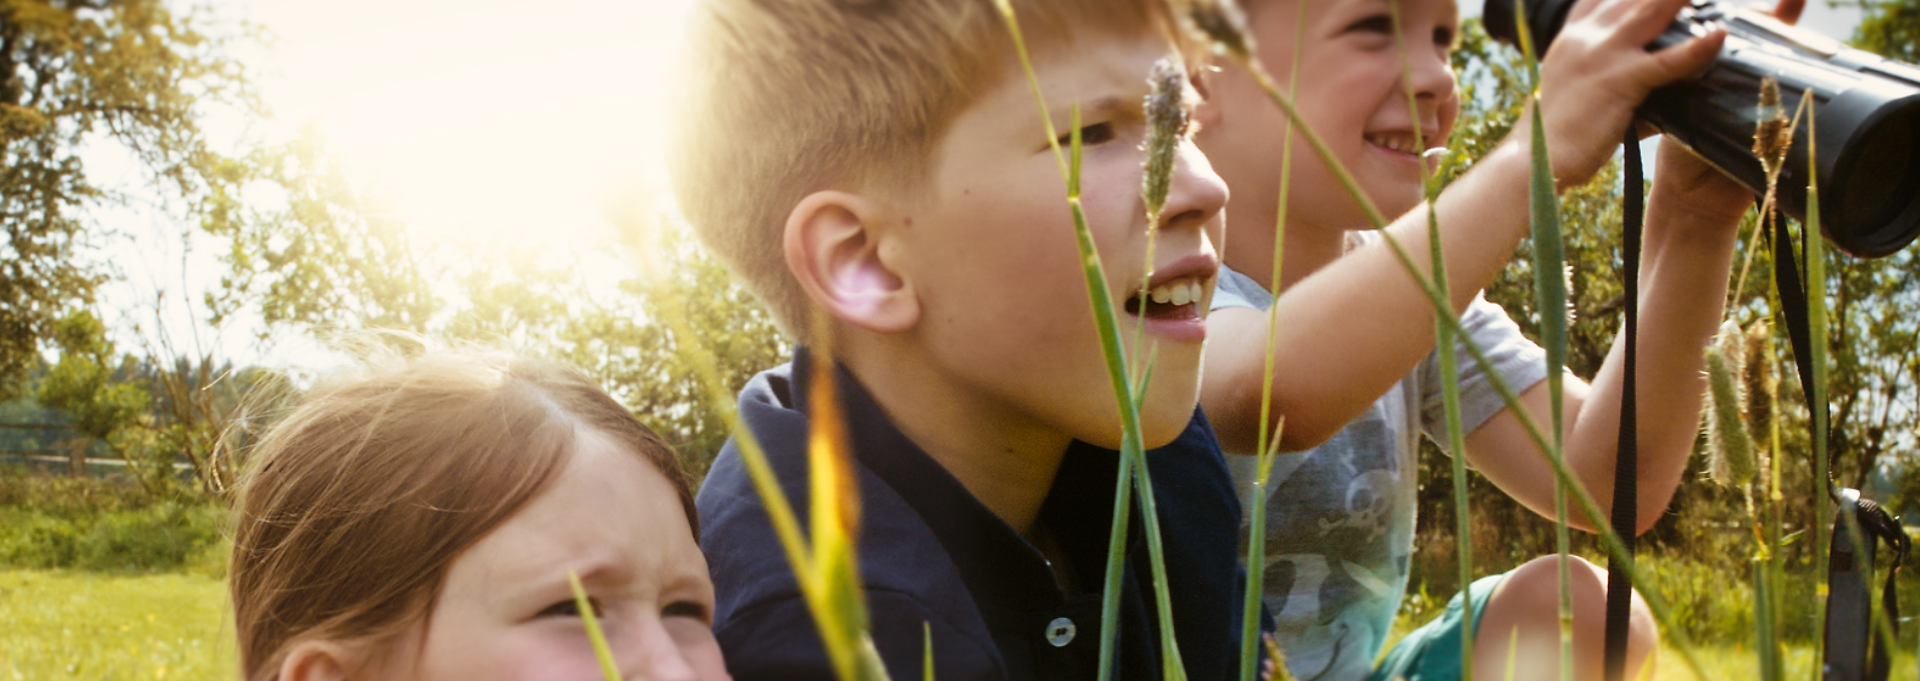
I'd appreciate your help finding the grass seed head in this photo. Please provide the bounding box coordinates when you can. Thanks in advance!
[1176,0,1255,61]
[1703,320,1757,487]
[1741,319,1775,465]
[1142,57,1191,220]
[1753,77,1792,178]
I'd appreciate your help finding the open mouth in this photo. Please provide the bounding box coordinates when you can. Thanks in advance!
[1124,276,1208,319]
[1364,131,1434,156]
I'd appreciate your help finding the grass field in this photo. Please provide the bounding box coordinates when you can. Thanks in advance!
[1,568,1912,680]
[0,570,234,681]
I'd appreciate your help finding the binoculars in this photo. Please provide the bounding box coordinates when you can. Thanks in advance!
[1485,0,1920,258]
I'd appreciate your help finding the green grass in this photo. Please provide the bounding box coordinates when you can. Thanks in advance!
[0,569,235,680]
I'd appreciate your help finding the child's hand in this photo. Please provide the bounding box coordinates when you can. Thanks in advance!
[1520,0,1727,189]
[1647,0,1806,223]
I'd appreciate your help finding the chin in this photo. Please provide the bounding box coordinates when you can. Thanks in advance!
[1137,400,1198,449]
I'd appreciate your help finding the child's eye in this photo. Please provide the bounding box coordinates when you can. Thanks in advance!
[538,597,603,619]
[1433,25,1456,49]
[1344,15,1394,36]
[662,600,712,623]
[1054,121,1116,149]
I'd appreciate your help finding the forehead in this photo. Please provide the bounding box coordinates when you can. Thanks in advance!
[1254,0,1460,21]
[448,432,704,591]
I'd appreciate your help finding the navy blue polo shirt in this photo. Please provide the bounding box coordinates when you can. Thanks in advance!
[697,349,1262,680]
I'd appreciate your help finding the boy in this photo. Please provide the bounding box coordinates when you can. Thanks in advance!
[1193,0,1801,678]
[672,2,1253,679]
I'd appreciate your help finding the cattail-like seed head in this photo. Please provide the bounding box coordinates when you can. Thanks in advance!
[1704,344,1757,487]
[1753,77,1792,178]
[1177,0,1255,61]
[1742,319,1775,469]
[1142,57,1192,220]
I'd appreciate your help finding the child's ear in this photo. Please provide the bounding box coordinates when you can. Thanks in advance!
[277,640,365,681]
[784,190,919,334]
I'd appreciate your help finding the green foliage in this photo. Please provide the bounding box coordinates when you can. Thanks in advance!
[35,310,150,449]
[0,467,223,573]
[0,0,260,401]
[1851,0,1920,62]
[204,124,441,333]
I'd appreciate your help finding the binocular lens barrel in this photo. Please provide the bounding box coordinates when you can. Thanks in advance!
[1485,0,1920,259]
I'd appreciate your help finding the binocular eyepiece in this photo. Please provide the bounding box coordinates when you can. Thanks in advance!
[1485,0,1920,258]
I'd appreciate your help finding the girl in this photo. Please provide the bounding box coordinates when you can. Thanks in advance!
[230,348,732,681]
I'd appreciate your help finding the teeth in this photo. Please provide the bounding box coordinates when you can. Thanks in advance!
[1142,277,1206,309]
[1366,133,1423,155]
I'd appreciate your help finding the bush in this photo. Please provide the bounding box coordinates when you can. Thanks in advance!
[0,465,226,573]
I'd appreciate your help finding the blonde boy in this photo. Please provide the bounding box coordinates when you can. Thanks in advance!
[1193,0,1801,678]
[673,1,1256,679]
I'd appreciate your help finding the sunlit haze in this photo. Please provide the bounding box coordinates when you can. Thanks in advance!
[238,0,694,251]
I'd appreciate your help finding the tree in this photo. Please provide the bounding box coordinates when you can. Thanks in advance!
[1852,0,1920,62]
[438,220,787,475]
[204,124,442,335]
[35,308,150,476]
[1,0,258,398]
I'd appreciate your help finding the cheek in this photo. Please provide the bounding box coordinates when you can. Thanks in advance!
[666,620,732,680]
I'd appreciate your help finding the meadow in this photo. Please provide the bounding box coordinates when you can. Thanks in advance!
[1,562,1909,680]
[0,570,233,680]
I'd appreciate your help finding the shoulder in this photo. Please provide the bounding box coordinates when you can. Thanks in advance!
[714,587,1005,681]
[698,393,1004,679]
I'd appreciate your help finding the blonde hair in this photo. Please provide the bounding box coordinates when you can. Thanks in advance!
[228,348,695,681]
[670,0,1171,339]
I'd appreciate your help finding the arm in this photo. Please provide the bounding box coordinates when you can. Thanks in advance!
[1464,0,1806,535]
[1201,0,1728,455]
[1467,137,1748,534]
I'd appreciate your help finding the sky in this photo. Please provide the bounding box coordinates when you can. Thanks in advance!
[95,0,698,373]
[95,0,1871,373]
[236,0,696,249]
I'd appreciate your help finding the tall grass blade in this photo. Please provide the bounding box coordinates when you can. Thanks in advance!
[569,570,622,681]
[617,212,812,582]
[613,210,886,680]
[803,350,886,681]
[1508,4,1575,679]
[1177,0,1712,677]
[992,4,1187,677]
[1390,2,1477,675]
[1242,4,1309,677]
[1239,424,1282,681]
[1804,97,1831,676]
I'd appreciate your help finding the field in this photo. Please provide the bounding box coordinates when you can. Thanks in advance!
[3,567,1913,680]
[0,570,234,681]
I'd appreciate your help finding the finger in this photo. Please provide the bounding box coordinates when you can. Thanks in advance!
[1641,25,1726,87]
[1618,0,1699,45]
[1773,0,1807,25]
[1564,0,1613,25]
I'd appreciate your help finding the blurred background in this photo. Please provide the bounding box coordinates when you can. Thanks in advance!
[0,0,1914,677]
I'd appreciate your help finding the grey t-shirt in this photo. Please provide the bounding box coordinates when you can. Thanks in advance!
[1209,256,1547,681]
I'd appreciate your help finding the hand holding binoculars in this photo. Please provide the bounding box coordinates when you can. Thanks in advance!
[1486,0,1920,258]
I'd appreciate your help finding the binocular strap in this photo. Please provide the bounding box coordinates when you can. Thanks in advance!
[1767,206,1910,681]
[1602,127,1644,681]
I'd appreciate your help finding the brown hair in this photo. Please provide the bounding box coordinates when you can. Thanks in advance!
[228,348,696,681]
[670,0,1173,339]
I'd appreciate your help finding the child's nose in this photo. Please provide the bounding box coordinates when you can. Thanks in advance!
[1407,47,1457,109]
[1161,142,1230,234]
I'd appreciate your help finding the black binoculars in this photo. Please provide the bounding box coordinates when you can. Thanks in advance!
[1485,0,1920,258]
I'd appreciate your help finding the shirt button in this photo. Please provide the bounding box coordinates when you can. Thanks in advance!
[1045,617,1077,647]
